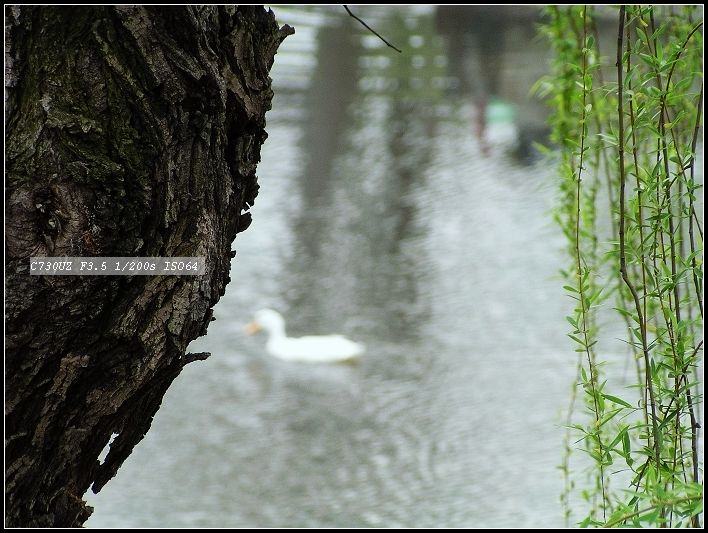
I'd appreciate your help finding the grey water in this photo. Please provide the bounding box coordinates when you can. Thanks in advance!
[86,6,593,527]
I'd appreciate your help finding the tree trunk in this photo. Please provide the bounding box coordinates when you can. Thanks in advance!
[5,6,292,527]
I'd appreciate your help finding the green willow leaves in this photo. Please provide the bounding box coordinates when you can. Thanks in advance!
[539,5,703,528]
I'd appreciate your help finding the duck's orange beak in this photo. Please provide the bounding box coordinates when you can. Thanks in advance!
[245,320,262,335]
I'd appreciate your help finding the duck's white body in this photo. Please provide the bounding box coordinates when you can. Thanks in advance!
[247,309,364,363]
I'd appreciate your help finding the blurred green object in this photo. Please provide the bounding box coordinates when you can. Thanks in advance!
[486,98,516,125]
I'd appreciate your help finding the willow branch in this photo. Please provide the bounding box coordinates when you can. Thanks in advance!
[617,5,662,467]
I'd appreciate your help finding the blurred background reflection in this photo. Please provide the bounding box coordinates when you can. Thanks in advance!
[86,6,596,527]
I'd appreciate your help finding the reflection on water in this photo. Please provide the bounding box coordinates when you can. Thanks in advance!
[87,6,579,527]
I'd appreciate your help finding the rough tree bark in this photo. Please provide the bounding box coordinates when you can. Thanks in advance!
[5,6,292,527]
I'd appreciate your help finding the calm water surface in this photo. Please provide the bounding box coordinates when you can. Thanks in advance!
[87,6,587,527]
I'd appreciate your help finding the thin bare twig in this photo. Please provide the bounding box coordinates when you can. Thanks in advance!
[343,5,402,53]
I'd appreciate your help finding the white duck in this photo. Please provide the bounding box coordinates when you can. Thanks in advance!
[245,309,364,363]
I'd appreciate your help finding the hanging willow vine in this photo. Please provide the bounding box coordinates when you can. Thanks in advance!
[539,5,703,527]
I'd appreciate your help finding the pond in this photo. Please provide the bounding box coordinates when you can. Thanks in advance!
[87,6,583,527]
